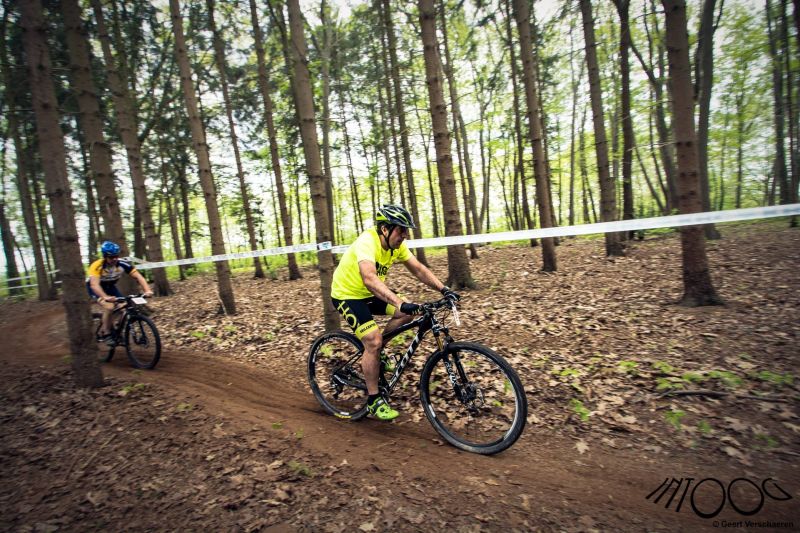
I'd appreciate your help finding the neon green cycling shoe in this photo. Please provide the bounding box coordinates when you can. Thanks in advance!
[367,396,399,421]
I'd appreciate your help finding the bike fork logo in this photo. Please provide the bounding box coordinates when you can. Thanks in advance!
[646,477,792,519]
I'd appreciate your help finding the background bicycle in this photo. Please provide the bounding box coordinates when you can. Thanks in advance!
[92,294,161,369]
[308,298,527,455]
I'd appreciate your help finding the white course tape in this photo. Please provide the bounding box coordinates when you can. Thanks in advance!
[137,242,318,270]
[135,204,799,270]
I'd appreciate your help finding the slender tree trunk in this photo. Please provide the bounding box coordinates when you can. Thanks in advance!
[286,0,339,330]
[176,157,194,266]
[20,0,102,387]
[207,0,263,278]
[170,0,236,314]
[319,0,336,242]
[613,0,636,231]
[580,0,624,256]
[382,0,428,265]
[694,0,722,239]
[439,0,479,258]
[250,0,301,279]
[439,0,479,237]
[504,0,534,244]
[568,18,581,228]
[766,0,791,206]
[91,0,170,295]
[512,0,557,271]
[662,0,723,306]
[1,14,50,300]
[62,0,127,256]
[0,195,20,291]
[418,0,474,288]
[379,17,406,208]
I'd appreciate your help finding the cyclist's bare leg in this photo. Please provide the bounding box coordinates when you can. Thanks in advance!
[96,300,115,335]
[361,330,383,395]
[382,311,412,341]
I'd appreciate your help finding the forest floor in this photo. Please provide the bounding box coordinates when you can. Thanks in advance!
[0,220,798,532]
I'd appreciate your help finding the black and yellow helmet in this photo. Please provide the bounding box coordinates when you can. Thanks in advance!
[376,204,416,229]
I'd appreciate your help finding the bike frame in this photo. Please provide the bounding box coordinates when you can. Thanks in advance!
[378,303,454,393]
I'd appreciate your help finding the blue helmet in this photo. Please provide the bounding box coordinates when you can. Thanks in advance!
[100,240,121,257]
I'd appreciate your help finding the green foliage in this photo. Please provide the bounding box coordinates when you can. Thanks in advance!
[754,371,793,387]
[656,377,684,391]
[271,422,283,430]
[617,361,639,375]
[664,410,686,430]
[175,402,193,412]
[754,433,778,449]
[680,372,704,384]
[287,460,312,476]
[707,370,743,388]
[652,361,675,374]
[119,383,146,396]
[190,330,206,339]
[569,399,591,422]
[697,420,712,435]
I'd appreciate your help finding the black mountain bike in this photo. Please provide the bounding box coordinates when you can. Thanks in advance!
[92,294,161,369]
[308,298,527,455]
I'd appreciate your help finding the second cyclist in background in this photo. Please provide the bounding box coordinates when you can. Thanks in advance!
[330,204,460,421]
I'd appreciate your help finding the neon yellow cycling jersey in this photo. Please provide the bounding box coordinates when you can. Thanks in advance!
[331,227,411,300]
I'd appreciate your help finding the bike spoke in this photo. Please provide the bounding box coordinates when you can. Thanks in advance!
[422,345,526,454]
[308,333,368,419]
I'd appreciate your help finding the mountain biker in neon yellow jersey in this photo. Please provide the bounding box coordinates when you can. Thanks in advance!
[87,240,153,343]
[331,204,460,420]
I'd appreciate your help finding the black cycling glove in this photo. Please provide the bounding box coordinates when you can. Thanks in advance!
[440,286,461,302]
[400,302,423,316]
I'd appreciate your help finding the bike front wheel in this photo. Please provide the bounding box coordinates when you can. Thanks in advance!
[419,341,527,455]
[124,316,161,369]
[307,331,369,421]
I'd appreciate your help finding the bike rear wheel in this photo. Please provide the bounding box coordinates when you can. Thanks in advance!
[124,316,161,369]
[308,331,369,421]
[419,341,527,455]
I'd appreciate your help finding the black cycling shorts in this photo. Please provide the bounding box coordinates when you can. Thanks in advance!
[331,297,398,339]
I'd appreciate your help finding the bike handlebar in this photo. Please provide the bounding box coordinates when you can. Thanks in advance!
[111,294,150,303]
[421,296,457,313]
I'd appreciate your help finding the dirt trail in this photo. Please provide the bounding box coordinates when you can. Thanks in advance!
[2,301,797,531]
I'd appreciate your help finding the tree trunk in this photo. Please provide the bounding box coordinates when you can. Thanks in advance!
[61,0,127,258]
[631,10,680,211]
[90,0,170,295]
[0,196,20,292]
[250,0,301,280]
[418,0,474,288]
[382,0,428,265]
[580,0,624,257]
[319,0,336,242]
[207,0,264,278]
[286,0,339,330]
[169,0,236,314]
[503,0,535,244]
[613,0,636,232]
[512,0,557,271]
[439,0,480,239]
[765,0,794,218]
[0,14,51,300]
[662,0,723,307]
[694,0,722,239]
[19,0,102,387]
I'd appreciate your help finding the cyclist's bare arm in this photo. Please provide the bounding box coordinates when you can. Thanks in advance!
[89,275,112,302]
[358,260,403,308]
[402,255,445,292]
[130,270,153,296]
